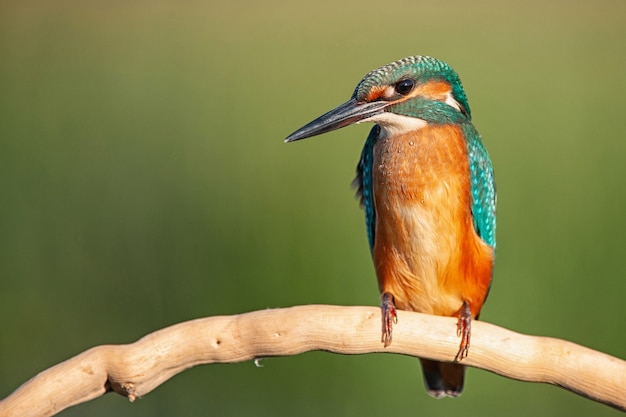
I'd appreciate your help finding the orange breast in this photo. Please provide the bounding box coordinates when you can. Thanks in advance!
[372,124,493,318]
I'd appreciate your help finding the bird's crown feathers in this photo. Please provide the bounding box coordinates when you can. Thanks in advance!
[353,55,471,119]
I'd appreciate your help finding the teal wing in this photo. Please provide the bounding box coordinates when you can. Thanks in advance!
[464,123,496,249]
[353,125,379,251]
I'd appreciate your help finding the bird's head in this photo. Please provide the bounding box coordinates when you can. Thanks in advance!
[285,55,471,143]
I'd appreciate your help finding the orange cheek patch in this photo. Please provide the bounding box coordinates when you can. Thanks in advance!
[413,80,452,101]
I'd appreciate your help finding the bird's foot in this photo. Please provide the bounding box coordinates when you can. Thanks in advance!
[381,292,398,347]
[455,301,471,361]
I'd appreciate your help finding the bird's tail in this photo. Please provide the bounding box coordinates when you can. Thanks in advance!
[419,359,465,398]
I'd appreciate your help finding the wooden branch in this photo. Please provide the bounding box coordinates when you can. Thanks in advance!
[1,305,625,416]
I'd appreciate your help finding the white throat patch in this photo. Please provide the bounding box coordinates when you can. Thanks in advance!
[357,112,428,138]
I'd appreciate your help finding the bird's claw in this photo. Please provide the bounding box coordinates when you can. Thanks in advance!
[455,301,472,361]
[381,292,398,347]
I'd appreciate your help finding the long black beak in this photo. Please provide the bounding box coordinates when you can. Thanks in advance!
[284,98,387,143]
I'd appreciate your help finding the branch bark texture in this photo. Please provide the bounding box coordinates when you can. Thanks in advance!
[1,305,625,416]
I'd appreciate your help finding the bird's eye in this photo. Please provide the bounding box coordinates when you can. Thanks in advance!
[395,79,415,95]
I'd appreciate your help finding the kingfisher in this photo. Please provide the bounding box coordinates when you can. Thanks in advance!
[285,56,496,398]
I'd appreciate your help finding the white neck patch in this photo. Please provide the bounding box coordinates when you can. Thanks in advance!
[443,91,462,113]
[357,112,428,138]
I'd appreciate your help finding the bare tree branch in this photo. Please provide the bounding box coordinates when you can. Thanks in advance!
[1,305,624,416]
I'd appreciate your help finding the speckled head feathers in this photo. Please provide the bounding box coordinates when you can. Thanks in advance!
[353,56,472,119]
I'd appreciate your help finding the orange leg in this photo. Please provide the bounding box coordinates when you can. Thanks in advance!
[455,301,471,361]
[381,292,398,347]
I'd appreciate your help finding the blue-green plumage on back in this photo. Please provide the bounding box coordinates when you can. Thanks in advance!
[354,125,379,250]
[464,123,496,248]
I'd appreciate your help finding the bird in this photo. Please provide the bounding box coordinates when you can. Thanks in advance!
[284,55,496,398]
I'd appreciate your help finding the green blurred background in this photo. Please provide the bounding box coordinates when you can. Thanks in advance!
[1,0,625,415]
